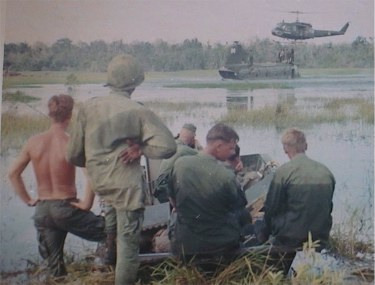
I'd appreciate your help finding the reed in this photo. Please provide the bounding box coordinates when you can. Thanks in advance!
[165,82,291,90]
[330,208,374,260]
[3,90,41,103]
[3,238,372,285]
[3,71,106,87]
[1,113,49,153]
[221,97,374,127]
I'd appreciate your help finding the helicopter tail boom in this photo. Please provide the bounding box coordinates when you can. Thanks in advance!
[340,22,350,34]
[313,22,350,38]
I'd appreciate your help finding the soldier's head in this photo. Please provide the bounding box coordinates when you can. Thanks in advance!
[106,54,145,93]
[48,94,74,123]
[178,123,197,147]
[205,123,239,161]
[227,144,243,173]
[281,127,307,159]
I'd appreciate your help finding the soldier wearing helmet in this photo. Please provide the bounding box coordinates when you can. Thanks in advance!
[67,54,176,285]
[105,54,145,92]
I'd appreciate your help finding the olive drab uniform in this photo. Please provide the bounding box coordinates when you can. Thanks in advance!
[263,153,335,250]
[170,152,243,257]
[67,90,176,284]
[154,139,198,203]
[67,92,176,209]
[67,54,177,285]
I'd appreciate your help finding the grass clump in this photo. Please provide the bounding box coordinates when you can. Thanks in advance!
[329,208,374,260]
[221,97,374,127]
[3,71,106,87]
[2,90,41,103]
[1,113,49,153]
[2,239,372,285]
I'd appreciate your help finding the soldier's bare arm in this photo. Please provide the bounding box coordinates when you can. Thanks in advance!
[8,143,38,206]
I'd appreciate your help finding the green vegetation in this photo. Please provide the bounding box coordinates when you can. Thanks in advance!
[1,91,46,153]
[3,68,373,89]
[300,67,374,77]
[165,82,291,90]
[2,95,373,153]
[330,208,374,260]
[144,101,221,112]
[2,234,372,285]
[65,73,80,96]
[1,113,49,152]
[3,37,374,74]
[221,97,374,127]
[2,90,41,103]
[3,71,106,87]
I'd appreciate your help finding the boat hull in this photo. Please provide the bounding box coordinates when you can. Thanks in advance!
[219,63,299,80]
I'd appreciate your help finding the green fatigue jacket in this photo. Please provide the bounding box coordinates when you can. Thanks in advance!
[170,152,242,256]
[154,139,198,202]
[66,90,177,210]
[263,153,335,249]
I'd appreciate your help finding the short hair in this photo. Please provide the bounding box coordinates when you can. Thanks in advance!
[182,123,197,133]
[206,123,239,143]
[48,94,74,123]
[281,128,307,152]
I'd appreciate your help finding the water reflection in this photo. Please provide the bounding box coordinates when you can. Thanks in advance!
[226,95,253,110]
[275,90,296,133]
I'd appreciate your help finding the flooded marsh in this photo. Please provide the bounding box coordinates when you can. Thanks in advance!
[1,69,373,281]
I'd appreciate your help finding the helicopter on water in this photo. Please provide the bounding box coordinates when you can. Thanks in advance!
[271,11,349,41]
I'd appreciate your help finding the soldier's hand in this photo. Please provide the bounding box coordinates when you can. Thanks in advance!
[119,139,143,164]
[234,160,244,172]
[71,199,92,211]
[27,198,39,207]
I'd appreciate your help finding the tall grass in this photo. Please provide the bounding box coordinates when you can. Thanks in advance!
[165,82,291,91]
[330,208,374,260]
[2,96,372,152]
[2,90,41,103]
[3,71,106,87]
[5,243,357,285]
[1,113,49,153]
[300,68,374,77]
[221,97,374,127]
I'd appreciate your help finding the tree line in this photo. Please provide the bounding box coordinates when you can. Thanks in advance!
[3,36,374,73]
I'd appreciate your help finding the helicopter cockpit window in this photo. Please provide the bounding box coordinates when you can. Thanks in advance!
[284,25,292,32]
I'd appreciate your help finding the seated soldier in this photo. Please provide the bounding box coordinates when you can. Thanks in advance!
[169,123,245,261]
[154,123,199,203]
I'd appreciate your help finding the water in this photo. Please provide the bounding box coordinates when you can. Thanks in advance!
[1,72,373,273]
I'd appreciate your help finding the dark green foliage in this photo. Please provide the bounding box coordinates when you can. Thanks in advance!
[3,37,374,73]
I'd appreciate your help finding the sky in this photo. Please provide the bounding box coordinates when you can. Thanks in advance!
[2,0,374,46]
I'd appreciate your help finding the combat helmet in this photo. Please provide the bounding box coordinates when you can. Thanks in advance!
[106,54,145,91]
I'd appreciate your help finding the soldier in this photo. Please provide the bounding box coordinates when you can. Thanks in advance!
[169,123,245,261]
[257,128,335,273]
[66,54,176,285]
[154,123,200,203]
[8,94,106,278]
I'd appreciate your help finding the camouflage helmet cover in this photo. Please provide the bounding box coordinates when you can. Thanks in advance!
[106,54,145,90]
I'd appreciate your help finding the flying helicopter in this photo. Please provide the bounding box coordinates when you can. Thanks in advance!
[271,11,349,41]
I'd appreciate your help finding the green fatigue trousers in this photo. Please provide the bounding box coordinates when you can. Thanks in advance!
[115,208,144,285]
[33,199,106,277]
[104,202,117,234]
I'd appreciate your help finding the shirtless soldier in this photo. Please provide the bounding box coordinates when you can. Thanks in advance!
[8,94,106,278]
